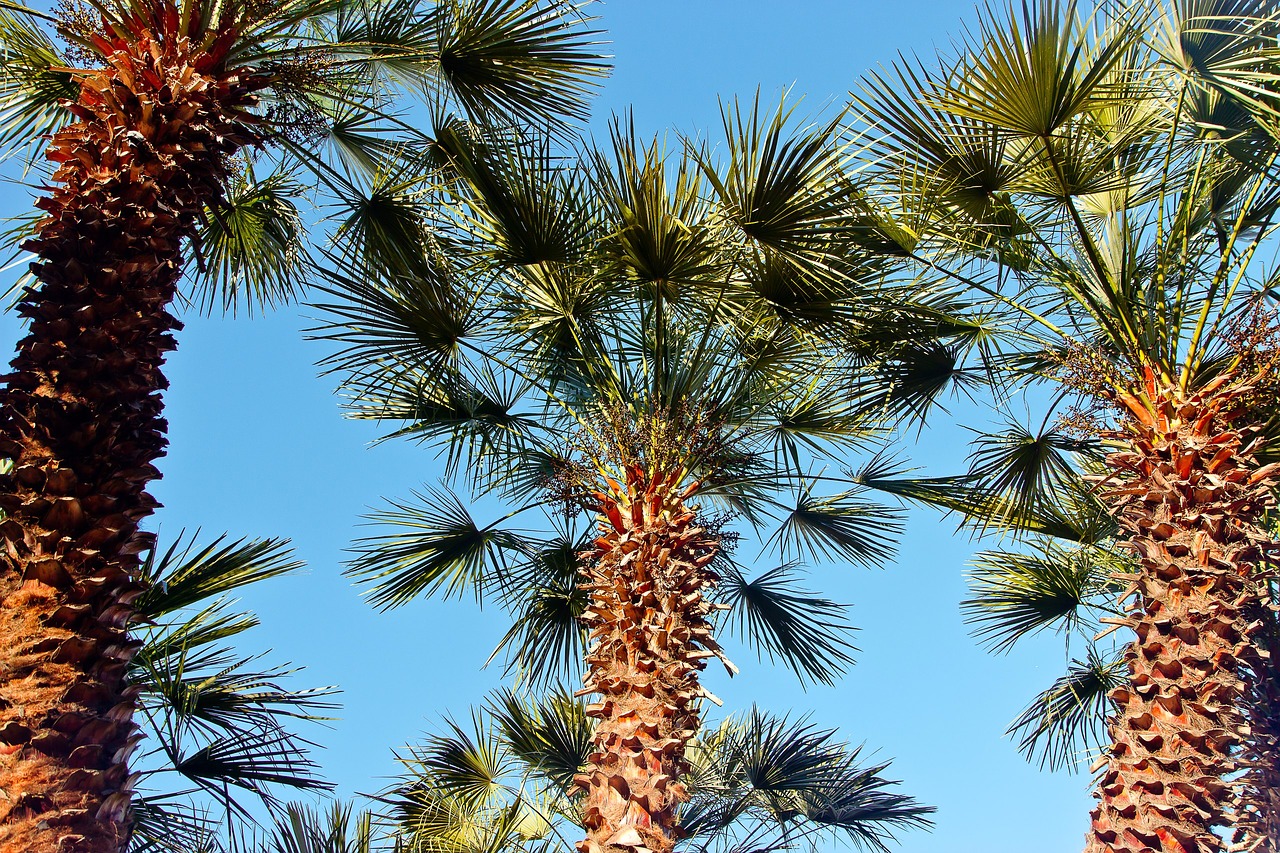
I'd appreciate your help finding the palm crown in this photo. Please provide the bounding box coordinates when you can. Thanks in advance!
[848,0,1280,849]
[317,101,964,853]
[0,1,605,849]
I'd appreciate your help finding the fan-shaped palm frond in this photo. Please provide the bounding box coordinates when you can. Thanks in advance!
[346,486,534,608]
[962,539,1122,653]
[1007,646,1126,772]
[384,695,931,853]
[769,485,903,569]
[717,564,857,685]
[192,165,310,315]
[0,6,76,155]
[136,531,304,619]
[123,532,338,851]
[253,802,381,853]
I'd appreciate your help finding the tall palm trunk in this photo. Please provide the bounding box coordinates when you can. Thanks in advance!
[1232,598,1280,851]
[573,464,723,853]
[1086,375,1278,853]
[0,11,261,850]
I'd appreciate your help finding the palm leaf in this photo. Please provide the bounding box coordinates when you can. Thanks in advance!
[0,8,75,157]
[346,486,533,608]
[717,564,857,685]
[135,533,304,619]
[487,688,590,790]
[768,486,903,569]
[175,726,331,807]
[430,0,607,126]
[1007,645,1125,771]
[191,165,310,315]
[962,539,1117,653]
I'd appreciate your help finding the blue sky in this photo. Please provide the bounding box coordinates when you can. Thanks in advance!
[0,2,1098,850]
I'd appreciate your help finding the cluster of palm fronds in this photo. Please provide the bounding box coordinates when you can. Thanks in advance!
[5,0,1280,849]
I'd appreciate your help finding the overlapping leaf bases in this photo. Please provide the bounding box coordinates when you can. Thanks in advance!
[848,0,1280,848]
[0,0,604,848]
[321,101,973,853]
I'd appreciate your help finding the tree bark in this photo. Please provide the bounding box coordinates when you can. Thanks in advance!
[1085,379,1277,853]
[1231,596,1280,852]
[0,10,260,851]
[572,465,723,853]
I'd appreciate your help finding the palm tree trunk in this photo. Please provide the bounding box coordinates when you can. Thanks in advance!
[1231,596,1280,852]
[573,464,722,853]
[1086,381,1277,853]
[0,13,261,851]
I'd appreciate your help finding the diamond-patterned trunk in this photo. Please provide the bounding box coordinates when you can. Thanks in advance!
[1231,600,1280,852]
[0,11,261,851]
[573,465,722,853]
[1085,378,1278,853]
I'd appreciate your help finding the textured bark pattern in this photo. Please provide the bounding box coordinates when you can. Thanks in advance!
[0,9,262,850]
[1085,376,1278,853]
[1231,602,1280,852]
[573,465,721,853]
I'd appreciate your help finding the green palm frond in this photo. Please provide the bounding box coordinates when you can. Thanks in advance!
[0,7,75,156]
[388,696,931,853]
[1152,0,1280,130]
[962,539,1120,653]
[769,485,903,569]
[409,715,510,810]
[963,420,1100,527]
[174,726,331,809]
[135,532,304,619]
[192,166,310,315]
[429,0,607,126]
[701,93,852,260]
[757,380,879,471]
[254,802,380,853]
[451,130,599,267]
[867,339,987,426]
[594,117,724,297]
[127,800,220,853]
[315,254,476,384]
[700,709,935,853]
[717,564,857,685]
[487,688,591,790]
[127,531,338,842]
[935,0,1140,139]
[346,486,534,608]
[492,579,586,686]
[1007,645,1125,772]
[137,639,337,737]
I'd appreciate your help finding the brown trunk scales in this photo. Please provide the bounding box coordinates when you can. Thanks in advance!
[0,9,261,851]
[1231,595,1280,852]
[572,464,726,853]
[1086,376,1279,853]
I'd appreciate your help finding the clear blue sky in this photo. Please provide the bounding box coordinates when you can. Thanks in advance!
[0,2,1097,850]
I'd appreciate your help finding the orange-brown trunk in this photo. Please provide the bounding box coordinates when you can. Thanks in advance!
[0,9,261,851]
[1085,383,1276,853]
[1231,601,1280,851]
[572,465,722,853]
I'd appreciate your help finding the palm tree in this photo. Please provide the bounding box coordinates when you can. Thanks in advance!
[848,0,1280,849]
[316,104,959,853]
[0,1,605,847]
[857,430,1280,850]
[381,689,932,853]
